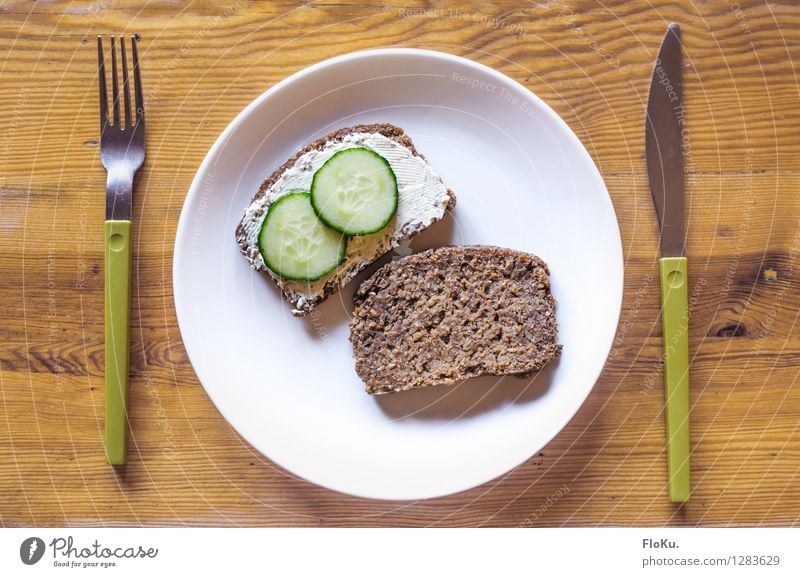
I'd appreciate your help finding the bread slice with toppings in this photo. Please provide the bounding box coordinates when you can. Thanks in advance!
[235,124,456,316]
[349,246,560,394]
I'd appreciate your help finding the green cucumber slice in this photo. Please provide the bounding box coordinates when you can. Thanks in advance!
[258,192,347,281]
[311,147,398,235]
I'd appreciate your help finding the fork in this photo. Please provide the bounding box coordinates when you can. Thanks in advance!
[97,34,145,465]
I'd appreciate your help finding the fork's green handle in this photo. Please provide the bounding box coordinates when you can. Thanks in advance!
[105,220,132,465]
[659,256,691,502]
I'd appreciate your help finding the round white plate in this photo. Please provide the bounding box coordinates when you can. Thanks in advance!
[174,48,623,500]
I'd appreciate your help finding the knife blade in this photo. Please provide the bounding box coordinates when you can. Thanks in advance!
[647,23,685,258]
[645,22,691,503]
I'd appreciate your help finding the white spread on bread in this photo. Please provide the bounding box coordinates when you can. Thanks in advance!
[237,132,451,307]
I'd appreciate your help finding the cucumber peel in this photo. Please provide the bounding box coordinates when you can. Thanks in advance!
[258,192,346,282]
[311,147,398,236]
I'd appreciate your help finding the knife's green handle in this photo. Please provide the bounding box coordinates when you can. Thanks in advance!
[104,220,132,465]
[659,256,691,502]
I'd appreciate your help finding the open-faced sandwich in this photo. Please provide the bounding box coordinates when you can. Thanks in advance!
[235,123,456,316]
[349,245,561,394]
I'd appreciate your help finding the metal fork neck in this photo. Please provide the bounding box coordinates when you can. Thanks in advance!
[106,167,133,220]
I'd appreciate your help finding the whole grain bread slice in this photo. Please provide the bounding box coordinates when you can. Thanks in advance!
[349,245,560,394]
[235,123,456,316]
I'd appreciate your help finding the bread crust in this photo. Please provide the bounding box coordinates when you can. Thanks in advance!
[235,123,455,316]
[349,246,561,394]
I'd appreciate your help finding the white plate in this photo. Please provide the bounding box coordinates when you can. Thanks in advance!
[173,49,623,500]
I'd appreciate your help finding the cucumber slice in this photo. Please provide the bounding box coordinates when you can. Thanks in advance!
[258,192,346,282]
[311,147,398,235]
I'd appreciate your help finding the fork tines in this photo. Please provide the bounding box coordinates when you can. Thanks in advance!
[97,35,144,131]
[97,34,145,221]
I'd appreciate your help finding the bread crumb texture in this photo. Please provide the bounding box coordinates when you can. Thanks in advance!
[349,245,561,394]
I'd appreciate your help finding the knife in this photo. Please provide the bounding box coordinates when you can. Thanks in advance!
[645,22,691,502]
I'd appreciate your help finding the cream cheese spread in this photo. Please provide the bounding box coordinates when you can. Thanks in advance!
[238,131,451,304]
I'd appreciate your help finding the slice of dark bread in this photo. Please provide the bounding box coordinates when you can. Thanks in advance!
[349,245,560,394]
[235,123,456,316]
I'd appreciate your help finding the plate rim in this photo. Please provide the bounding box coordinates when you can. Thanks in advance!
[173,47,624,500]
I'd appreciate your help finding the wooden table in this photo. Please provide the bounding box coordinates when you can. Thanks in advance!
[2,0,799,527]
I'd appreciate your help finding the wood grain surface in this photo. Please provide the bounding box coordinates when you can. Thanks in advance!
[2,0,800,527]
